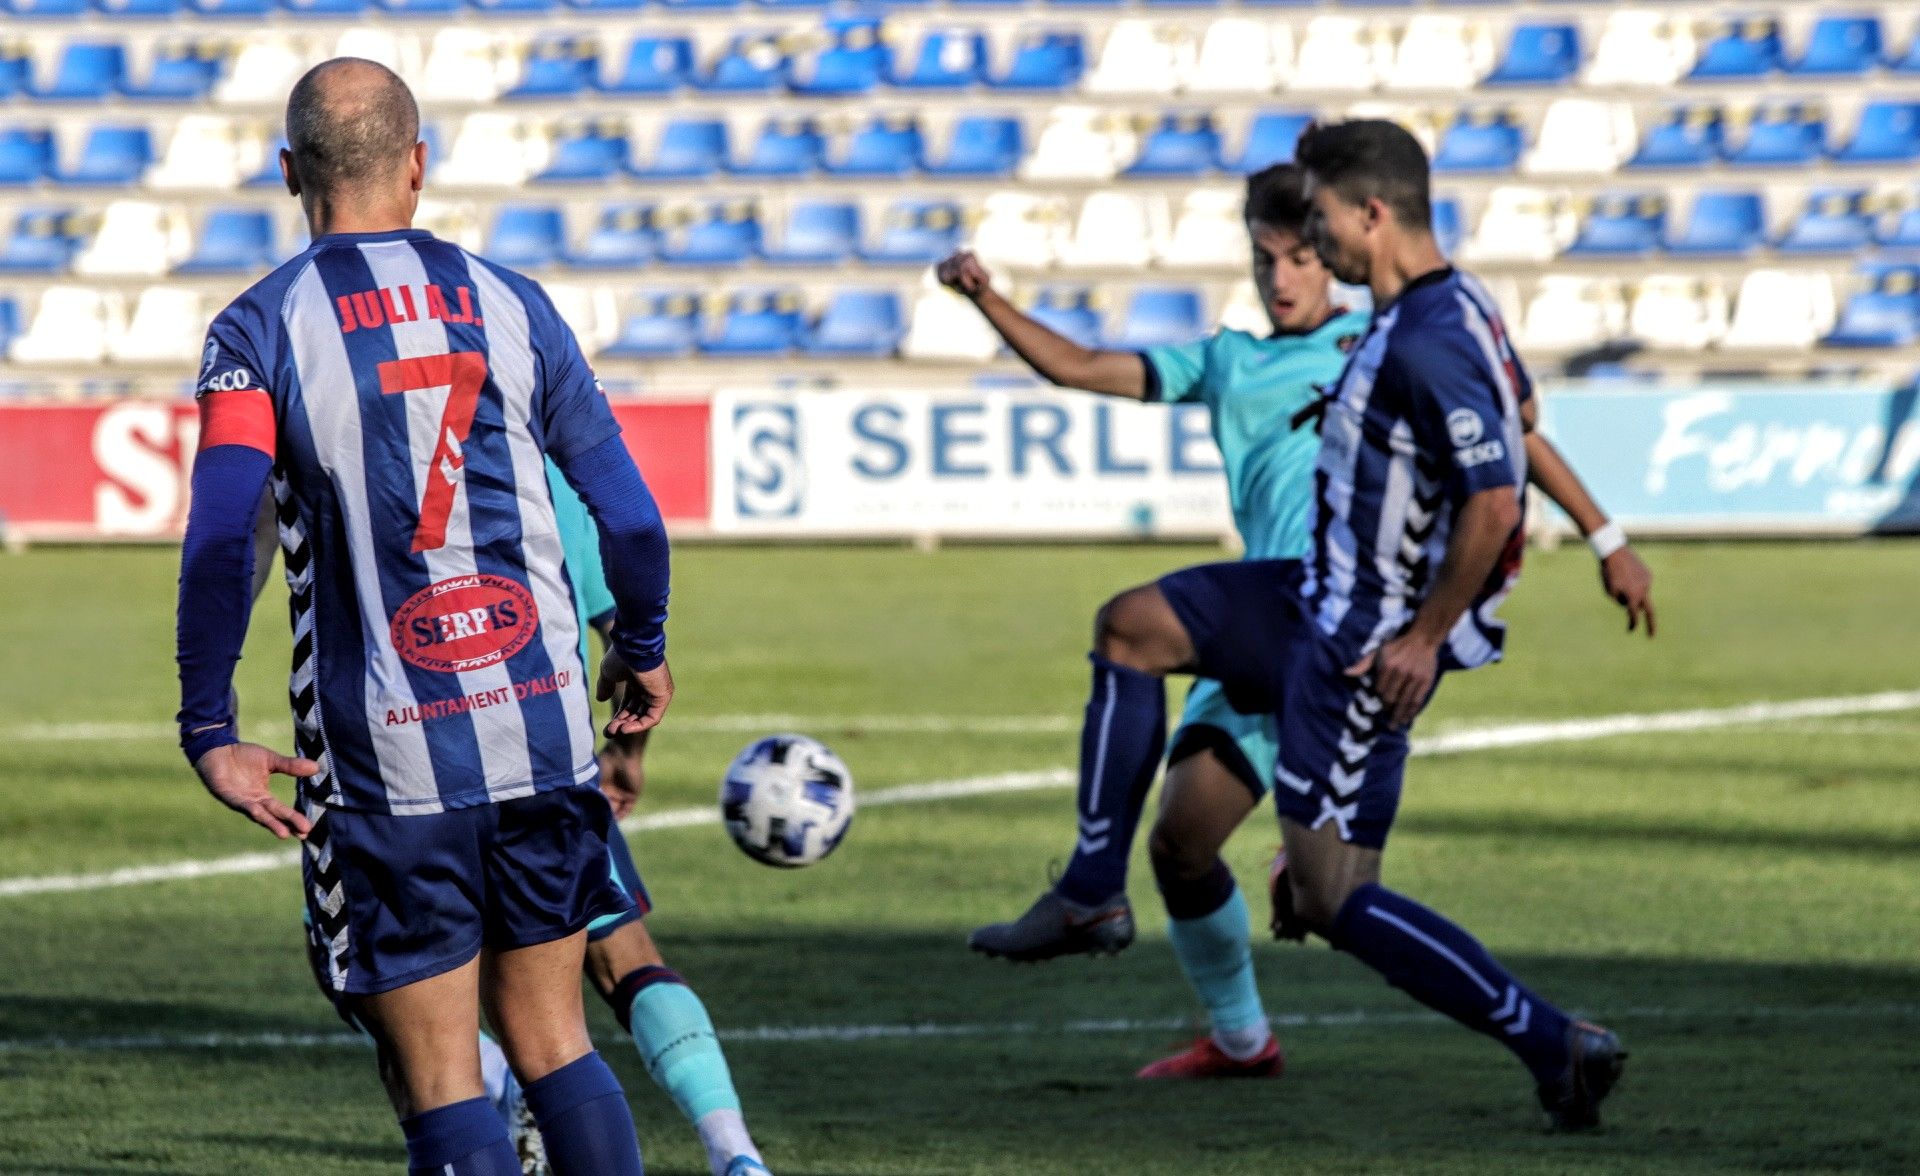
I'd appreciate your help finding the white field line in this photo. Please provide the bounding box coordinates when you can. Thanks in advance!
[7,715,1080,742]
[2,689,1916,902]
[1,1001,1914,1055]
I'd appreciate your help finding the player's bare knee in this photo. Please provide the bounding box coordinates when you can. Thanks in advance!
[1147,819,1213,882]
[1093,587,1173,671]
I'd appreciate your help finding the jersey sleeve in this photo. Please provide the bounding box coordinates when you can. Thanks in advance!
[524,282,622,462]
[1139,335,1214,405]
[1394,331,1522,497]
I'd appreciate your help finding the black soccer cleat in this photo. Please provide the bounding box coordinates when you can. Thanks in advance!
[967,888,1135,962]
[1537,1021,1627,1131]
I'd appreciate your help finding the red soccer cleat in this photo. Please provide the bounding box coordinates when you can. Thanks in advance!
[1135,1034,1286,1080]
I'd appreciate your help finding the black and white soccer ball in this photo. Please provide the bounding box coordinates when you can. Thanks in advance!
[719,734,854,868]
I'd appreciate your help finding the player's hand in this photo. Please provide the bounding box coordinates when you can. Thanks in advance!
[935,250,991,300]
[1599,546,1656,638]
[598,650,673,736]
[1347,633,1440,729]
[598,730,648,819]
[192,742,317,840]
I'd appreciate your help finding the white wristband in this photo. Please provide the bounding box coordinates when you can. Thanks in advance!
[1587,521,1628,561]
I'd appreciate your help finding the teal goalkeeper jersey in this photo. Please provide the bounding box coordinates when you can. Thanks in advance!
[545,460,617,666]
[1143,310,1370,561]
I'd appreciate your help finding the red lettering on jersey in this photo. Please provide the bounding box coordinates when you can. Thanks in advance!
[350,291,385,331]
[456,286,482,327]
[398,284,419,322]
[425,284,451,323]
[379,287,408,325]
[336,295,358,334]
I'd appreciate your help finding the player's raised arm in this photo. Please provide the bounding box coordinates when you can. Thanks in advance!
[1523,432,1656,638]
[935,250,1148,399]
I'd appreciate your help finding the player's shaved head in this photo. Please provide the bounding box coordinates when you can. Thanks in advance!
[285,58,420,200]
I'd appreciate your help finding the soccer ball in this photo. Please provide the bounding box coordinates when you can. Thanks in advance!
[719,734,854,868]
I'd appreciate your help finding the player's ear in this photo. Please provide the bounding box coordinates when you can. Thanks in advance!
[279,148,298,198]
[409,139,427,192]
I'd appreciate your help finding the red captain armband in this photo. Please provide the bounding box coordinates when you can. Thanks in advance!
[197,389,276,457]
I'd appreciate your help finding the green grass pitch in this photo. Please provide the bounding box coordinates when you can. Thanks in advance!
[1,540,1917,1175]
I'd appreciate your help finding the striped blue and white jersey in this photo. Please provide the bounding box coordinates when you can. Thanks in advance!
[1301,267,1530,673]
[199,228,619,815]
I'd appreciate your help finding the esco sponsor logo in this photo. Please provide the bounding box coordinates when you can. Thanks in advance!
[1454,439,1507,469]
[198,367,256,394]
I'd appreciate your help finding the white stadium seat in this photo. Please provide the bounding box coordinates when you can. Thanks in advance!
[902,274,1000,362]
[1385,15,1495,91]
[1019,107,1135,182]
[1289,17,1389,92]
[1585,11,1697,87]
[969,191,1070,269]
[546,283,621,357]
[1461,187,1575,263]
[434,113,550,188]
[1058,192,1167,269]
[1629,275,1729,351]
[9,287,126,366]
[1723,270,1837,350]
[148,116,246,190]
[110,287,205,364]
[334,29,424,79]
[214,36,308,106]
[1187,18,1290,94]
[1217,279,1266,334]
[419,30,516,104]
[1519,276,1627,352]
[1160,188,1245,269]
[1085,21,1191,96]
[74,201,191,277]
[412,198,486,253]
[1523,100,1638,175]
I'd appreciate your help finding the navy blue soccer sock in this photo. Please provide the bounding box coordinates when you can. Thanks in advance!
[401,1096,522,1176]
[1054,655,1166,907]
[522,1051,645,1176]
[1332,884,1572,1083]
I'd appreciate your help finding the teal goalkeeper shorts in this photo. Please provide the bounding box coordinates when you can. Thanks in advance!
[1166,677,1279,800]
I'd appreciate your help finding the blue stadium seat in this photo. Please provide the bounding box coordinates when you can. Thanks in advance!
[1688,18,1782,79]
[1825,266,1920,347]
[1665,190,1764,255]
[734,118,824,176]
[0,130,54,185]
[0,208,82,272]
[371,0,461,16]
[661,202,762,265]
[702,290,803,356]
[0,299,18,359]
[30,43,127,101]
[631,119,727,180]
[175,209,275,274]
[1833,101,1920,163]
[1891,25,1920,73]
[128,44,224,101]
[563,0,643,10]
[5,0,86,18]
[469,0,553,14]
[1485,23,1580,85]
[537,122,631,182]
[607,36,693,93]
[1107,288,1204,350]
[861,200,962,264]
[50,126,152,185]
[757,0,828,9]
[245,134,288,187]
[0,46,28,98]
[891,28,986,88]
[826,115,923,176]
[281,0,368,15]
[658,0,737,9]
[1790,15,1881,76]
[790,19,889,96]
[1882,206,1920,248]
[1565,194,1665,257]
[804,289,905,356]
[699,34,786,92]
[95,0,184,16]
[567,205,660,268]
[507,37,599,99]
[949,0,1020,8]
[604,291,701,359]
[486,206,566,268]
[191,0,271,17]
[1628,106,1725,169]
[1123,114,1222,177]
[989,31,1085,91]
[764,201,859,264]
[1723,103,1823,167]
[1028,288,1102,349]
[1432,110,1523,173]
[1432,197,1462,256]
[1232,111,1312,173]
[923,115,1022,177]
[1777,189,1875,253]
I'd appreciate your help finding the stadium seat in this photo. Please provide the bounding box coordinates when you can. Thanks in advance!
[1085,21,1190,95]
[537,120,631,183]
[1524,100,1637,174]
[1825,266,1920,347]
[862,200,962,265]
[0,45,28,99]
[215,36,305,105]
[1882,205,1920,248]
[419,30,513,102]
[333,27,423,80]
[631,118,728,180]
[175,208,274,273]
[1777,189,1876,254]
[9,286,124,365]
[1833,101,1920,163]
[804,289,905,356]
[0,208,82,273]
[923,116,1022,177]
[1432,197,1462,256]
[30,43,127,101]
[1027,288,1103,349]
[734,118,824,177]
[1628,105,1724,169]
[51,126,153,186]
[1723,269,1836,349]
[1385,15,1493,91]
[826,115,923,176]
[1518,276,1626,353]
[1021,107,1132,181]
[1188,18,1288,93]
[1666,190,1765,255]
[506,36,598,99]
[1688,18,1782,79]
[607,36,693,94]
[1232,110,1312,172]
[989,31,1086,91]
[1461,186,1573,263]
[603,291,701,359]
[1215,278,1265,335]
[1107,287,1204,349]
[5,0,86,15]
[765,201,859,264]
[1289,17,1385,91]
[1724,102,1824,167]
[1485,22,1579,85]
[281,0,368,15]
[789,19,888,96]
[1432,109,1523,173]
[1585,11,1696,87]
[902,275,999,361]
[1123,114,1222,177]
[1059,192,1164,268]
[1890,23,1920,73]
[128,43,224,101]
[186,0,270,15]
[1566,194,1665,257]
[243,133,288,187]
[891,27,987,89]
[567,204,659,268]
[373,0,462,16]
[486,206,566,268]
[437,113,544,187]
[75,201,189,276]
[0,129,56,185]
[1161,188,1243,268]
[1628,274,1728,350]
[109,286,203,364]
[546,283,619,356]
[969,192,1069,268]
[0,298,17,360]
[702,290,803,356]
[660,201,762,265]
[97,0,186,16]
[1790,15,1882,76]
[699,34,786,92]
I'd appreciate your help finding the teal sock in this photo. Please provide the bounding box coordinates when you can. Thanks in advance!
[628,978,742,1123]
[1167,883,1269,1052]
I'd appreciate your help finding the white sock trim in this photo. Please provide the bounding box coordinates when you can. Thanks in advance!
[1212,1021,1273,1062]
[696,1107,761,1176]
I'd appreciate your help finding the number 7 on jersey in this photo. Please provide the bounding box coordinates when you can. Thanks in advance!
[379,351,488,554]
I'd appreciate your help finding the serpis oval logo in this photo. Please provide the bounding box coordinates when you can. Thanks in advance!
[390,574,539,673]
[1446,408,1485,448]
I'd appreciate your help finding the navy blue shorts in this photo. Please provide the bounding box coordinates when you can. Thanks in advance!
[1158,559,1303,717]
[585,822,653,942]
[303,786,631,1000]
